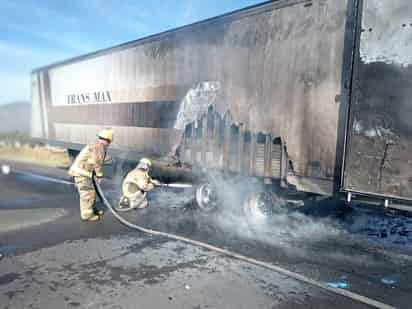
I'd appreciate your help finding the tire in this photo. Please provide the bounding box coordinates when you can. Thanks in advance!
[243,191,285,222]
[194,183,219,212]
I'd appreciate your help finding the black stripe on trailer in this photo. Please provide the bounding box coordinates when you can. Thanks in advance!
[48,101,180,128]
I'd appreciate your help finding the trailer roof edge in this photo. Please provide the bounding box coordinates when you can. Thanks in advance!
[31,0,309,73]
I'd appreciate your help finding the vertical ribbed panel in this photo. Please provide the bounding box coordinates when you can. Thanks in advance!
[271,144,282,178]
[255,144,266,176]
[180,108,282,179]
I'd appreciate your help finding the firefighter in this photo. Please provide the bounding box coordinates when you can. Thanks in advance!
[117,158,161,210]
[68,128,113,221]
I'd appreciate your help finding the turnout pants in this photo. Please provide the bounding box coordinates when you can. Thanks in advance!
[130,191,148,209]
[74,176,96,219]
[120,189,148,209]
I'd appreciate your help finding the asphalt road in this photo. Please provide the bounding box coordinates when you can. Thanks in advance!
[0,161,412,308]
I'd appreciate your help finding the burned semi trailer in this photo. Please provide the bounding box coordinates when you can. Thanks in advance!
[31,0,412,210]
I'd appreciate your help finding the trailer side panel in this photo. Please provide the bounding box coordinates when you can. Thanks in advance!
[32,0,353,195]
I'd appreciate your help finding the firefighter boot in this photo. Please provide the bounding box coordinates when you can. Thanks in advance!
[118,196,130,209]
[94,208,104,216]
[81,214,101,222]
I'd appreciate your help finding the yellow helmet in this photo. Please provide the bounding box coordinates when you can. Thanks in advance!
[97,128,113,142]
[137,157,152,170]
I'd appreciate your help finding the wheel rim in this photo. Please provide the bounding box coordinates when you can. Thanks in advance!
[195,184,218,212]
[244,191,282,221]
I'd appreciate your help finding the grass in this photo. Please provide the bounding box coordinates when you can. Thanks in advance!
[0,132,70,168]
[0,131,33,143]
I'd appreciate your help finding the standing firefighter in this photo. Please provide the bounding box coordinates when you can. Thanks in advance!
[68,128,113,221]
[117,158,161,211]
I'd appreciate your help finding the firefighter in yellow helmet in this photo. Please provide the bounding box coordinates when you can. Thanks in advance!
[117,157,161,211]
[68,128,113,221]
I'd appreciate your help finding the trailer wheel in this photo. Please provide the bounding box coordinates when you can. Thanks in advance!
[243,191,285,222]
[194,183,218,212]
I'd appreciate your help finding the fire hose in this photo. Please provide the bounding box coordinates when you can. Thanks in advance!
[158,183,193,188]
[94,178,395,309]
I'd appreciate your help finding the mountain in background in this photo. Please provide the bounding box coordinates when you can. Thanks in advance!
[0,101,31,134]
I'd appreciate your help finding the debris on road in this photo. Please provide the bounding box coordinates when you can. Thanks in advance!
[381,274,400,286]
[324,281,349,289]
[344,208,412,247]
[324,276,349,289]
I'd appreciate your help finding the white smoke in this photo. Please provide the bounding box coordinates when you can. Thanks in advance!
[196,174,344,249]
[174,81,220,130]
[214,205,343,248]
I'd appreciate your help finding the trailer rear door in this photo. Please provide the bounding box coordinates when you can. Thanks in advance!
[343,0,412,200]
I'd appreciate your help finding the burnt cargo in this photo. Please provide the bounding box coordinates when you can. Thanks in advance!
[31,0,412,202]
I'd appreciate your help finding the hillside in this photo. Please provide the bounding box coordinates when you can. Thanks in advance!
[0,101,31,134]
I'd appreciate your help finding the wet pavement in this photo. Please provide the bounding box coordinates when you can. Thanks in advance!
[103,185,412,308]
[1,161,412,308]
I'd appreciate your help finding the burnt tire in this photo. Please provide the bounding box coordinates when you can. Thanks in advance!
[243,191,285,222]
[194,183,219,212]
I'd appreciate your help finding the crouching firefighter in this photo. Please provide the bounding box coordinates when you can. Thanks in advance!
[68,128,113,222]
[117,158,161,211]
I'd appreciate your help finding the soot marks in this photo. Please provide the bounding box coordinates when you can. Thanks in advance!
[362,22,412,35]
[349,61,410,194]
[137,259,210,285]
[361,28,373,33]
[78,252,210,288]
[354,61,412,137]
[144,38,176,59]
[363,22,412,33]
[3,289,24,300]
[0,273,21,286]
[121,237,169,256]
[68,302,81,307]
[181,103,288,179]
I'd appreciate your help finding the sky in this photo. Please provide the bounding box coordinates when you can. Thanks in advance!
[0,0,265,104]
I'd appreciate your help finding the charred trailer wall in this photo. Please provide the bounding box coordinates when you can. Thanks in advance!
[343,0,412,201]
[31,0,356,195]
